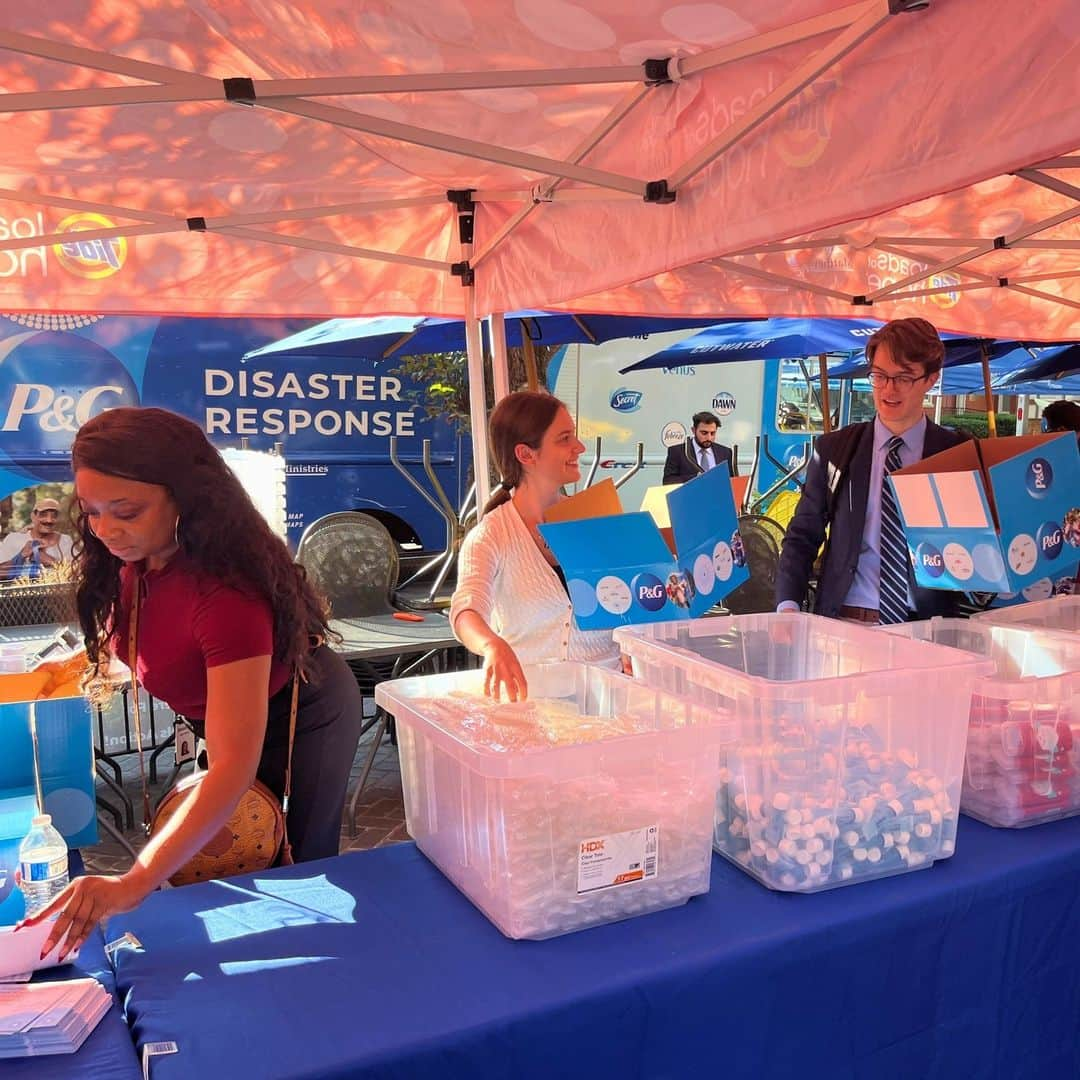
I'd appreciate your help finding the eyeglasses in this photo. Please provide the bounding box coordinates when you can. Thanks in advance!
[867,370,928,390]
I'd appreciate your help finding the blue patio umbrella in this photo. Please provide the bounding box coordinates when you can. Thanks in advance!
[617,317,895,373]
[827,339,1078,378]
[994,343,1080,387]
[922,346,1079,395]
[244,311,741,362]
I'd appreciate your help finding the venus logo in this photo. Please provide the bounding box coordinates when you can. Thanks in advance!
[1037,522,1064,560]
[632,573,666,612]
[1026,458,1053,499]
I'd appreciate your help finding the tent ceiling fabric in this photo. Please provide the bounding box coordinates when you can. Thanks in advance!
[0,2,1076,334]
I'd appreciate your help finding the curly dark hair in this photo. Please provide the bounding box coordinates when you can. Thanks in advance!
[71,406,330,687]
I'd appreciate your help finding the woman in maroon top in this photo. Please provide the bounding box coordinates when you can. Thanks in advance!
[31,406,363,958]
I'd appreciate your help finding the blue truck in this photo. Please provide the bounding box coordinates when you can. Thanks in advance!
[0,314,469,553]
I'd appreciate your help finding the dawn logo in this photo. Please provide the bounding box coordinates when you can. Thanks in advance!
[632,572,666,612]
[610,388,643,413]
[1037,521,1064,560]
[1025,458,1053,499]
[915,542,945,578]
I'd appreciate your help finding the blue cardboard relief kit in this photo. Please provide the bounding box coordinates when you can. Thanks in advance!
[888,432,1080,595]
[538,468,748,630]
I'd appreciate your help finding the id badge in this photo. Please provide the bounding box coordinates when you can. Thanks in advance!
[174,717,197,764]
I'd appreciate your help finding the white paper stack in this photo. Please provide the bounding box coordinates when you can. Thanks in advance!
[0,977,111,1057]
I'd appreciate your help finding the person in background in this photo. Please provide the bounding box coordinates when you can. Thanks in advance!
[0,496,74,580]
[23,406,363,958]
[662,411,734,484]
[1041,400,1080,441]
[451,390,620,702]
[776,318,968,624]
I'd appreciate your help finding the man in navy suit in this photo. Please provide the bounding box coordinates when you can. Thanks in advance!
[662,411,733,484]
[776,318,967,624]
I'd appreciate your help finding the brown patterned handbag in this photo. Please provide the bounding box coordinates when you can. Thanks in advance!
[128,574,298,886]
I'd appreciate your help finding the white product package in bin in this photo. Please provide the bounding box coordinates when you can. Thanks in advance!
[614,613,993,892]
[884,618,1080,828]
[374,662,733,939]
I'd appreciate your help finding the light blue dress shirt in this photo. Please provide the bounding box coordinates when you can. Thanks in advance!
[843,415,927,611]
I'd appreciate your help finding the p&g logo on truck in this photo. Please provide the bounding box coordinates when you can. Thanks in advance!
[609,388,643,413]
[0,333,139,455]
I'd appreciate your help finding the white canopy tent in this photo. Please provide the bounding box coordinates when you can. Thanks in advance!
[0,2,1077,505]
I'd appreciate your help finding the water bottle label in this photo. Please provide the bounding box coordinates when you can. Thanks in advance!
[20,856,67,883]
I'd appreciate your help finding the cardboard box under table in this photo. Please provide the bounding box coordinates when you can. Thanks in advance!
[887,432,1080,595]
[538,469,748,630]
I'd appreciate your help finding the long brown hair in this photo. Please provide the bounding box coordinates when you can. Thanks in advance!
[71,406,330,688]
[482,390,565,514]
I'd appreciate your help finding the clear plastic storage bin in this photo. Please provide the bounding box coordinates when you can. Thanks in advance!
[884,618,1080,827]
[614,613,992,892]
[374,662,732,939]
[973,595,1080,636]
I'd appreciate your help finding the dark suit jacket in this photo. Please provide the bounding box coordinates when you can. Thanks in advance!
[775,420,967,619]
[662,438,733,484]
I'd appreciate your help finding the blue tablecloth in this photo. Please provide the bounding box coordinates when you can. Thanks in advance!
[9,927,141,1080]
[8,850,141,1080]
[108,816,1080,1079]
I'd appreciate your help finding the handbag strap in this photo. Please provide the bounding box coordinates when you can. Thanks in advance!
[126,574,153,832]
[126,571,302,837]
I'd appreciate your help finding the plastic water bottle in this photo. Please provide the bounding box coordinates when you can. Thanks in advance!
[18,814,69,916]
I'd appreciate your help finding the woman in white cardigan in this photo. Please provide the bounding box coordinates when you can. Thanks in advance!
[450,391,620,701]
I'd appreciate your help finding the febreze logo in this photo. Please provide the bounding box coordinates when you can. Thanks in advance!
[53,213,128,279]
[1026,458,1053,499]
[916,542,945,578]
[632,572,666,611]
[1037,521,1064,560]
[610,387,643,413]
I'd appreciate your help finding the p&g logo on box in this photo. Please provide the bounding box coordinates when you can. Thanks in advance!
[1037,521,1064,560]
[632,572,666,611]
[916,542,945,578]
[1026,458,1053,499]
[609,388,643,413]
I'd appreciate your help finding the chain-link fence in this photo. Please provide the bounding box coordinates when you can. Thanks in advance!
[0,582,77,627]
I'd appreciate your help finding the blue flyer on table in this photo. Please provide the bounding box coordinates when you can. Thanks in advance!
[538,466,748,630]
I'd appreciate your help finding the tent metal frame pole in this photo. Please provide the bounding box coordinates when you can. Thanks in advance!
[488,313,510,402]
[470,84,651,270]
[710,257,854,302]
[267,97,648,196]
[0,186,172,223]
[0,221,177,254]
[729,237,847,255]
[0,29,216,86]
[980,344,997,437]
[464,288,491,519]
[1014,169,1080,203]
[869,204,1080,301]
[668,0,896,190]
[0,66,655,113]
[217,226,451,272]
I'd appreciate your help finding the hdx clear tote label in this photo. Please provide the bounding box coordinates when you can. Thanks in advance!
[577,825,659,894]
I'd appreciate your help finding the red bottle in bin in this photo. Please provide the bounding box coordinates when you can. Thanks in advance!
[963,695,1080,823]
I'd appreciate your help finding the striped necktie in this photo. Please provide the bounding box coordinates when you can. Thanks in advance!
[698,446,711,471]
[878,435,910,625]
